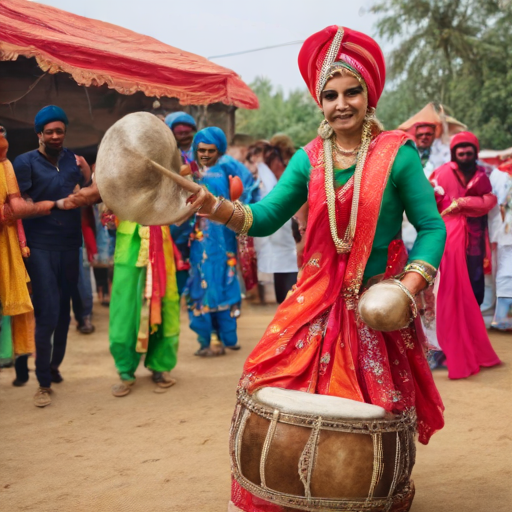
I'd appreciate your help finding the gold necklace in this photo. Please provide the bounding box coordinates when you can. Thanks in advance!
[324,123,372,254]
[332,149,358,170]
[333,142,360,155]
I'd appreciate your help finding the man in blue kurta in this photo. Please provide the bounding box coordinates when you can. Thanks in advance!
[13,106,90,407]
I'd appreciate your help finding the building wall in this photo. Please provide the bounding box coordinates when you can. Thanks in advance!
[0,57,236,160]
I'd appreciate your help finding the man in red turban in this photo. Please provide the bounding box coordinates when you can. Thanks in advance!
[429,131,501,378]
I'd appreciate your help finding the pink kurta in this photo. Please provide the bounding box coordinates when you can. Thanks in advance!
[430,163,501,379]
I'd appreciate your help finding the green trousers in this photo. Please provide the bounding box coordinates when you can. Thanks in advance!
[109,265,179,381]
[0,316,13,365]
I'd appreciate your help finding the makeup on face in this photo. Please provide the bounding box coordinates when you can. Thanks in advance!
[321,74,367,135]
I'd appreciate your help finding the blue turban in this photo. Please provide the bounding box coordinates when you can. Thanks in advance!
[34,105,69,133]
[164,111,197,131]
[192,127,228,155]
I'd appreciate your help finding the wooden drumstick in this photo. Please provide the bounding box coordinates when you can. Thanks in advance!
[122,147,201,195]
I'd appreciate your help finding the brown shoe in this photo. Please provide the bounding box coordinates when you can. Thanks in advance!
[111,380,134,397]
[34,387,52,408]
[78,315,95,335]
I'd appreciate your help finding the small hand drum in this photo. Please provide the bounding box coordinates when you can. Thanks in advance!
[358,280,413,332]
[95,112,197,226]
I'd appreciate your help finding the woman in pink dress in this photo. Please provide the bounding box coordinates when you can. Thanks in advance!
[430,131,501,379]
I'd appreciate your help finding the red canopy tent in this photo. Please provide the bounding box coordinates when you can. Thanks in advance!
[0,0,258,109]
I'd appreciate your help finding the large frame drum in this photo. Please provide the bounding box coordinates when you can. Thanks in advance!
[230,388,416,512]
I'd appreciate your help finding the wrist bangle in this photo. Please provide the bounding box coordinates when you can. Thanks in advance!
[225,200,253,234]
[240,204,253,235]
[403,261,437,286]
[211,196,226,216]
[392,279,418,320]
[224,203,236,226]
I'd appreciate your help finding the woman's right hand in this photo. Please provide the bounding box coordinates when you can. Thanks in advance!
[186,187,217,215]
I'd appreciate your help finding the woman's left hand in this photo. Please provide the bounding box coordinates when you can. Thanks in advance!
[400,271,428,295]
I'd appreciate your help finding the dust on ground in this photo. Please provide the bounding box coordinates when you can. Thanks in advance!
[0,302,511,512]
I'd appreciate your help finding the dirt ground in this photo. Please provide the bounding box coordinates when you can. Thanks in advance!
[0,301,511,512]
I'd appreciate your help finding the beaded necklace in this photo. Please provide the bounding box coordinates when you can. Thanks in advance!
[323,121,372,254]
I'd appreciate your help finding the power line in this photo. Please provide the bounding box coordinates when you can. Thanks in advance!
[208,40,304,60]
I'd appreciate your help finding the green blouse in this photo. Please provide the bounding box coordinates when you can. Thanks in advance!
[248,140,446,281]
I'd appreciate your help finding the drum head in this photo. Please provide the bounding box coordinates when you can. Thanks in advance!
[95,112,193,226]
[254,387,387,420]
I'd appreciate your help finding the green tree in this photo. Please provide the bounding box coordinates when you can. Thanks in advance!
[372,0,512,148]
[236,77,322,147]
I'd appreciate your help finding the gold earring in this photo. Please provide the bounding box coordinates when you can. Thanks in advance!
[317,118,333,140]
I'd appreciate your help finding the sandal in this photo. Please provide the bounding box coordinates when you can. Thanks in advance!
[152,372,177,388]
[194,347,225,357]
[111,380,134,397]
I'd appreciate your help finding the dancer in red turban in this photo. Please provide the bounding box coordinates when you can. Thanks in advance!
[190,25,447,512]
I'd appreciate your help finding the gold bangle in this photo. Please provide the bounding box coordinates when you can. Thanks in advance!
[404,267,432,285]
[226,201,246,234]
[240,204,253,235]
[392,279,418,320]
[403,261,437,286]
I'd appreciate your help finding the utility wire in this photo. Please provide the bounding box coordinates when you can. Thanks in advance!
[208,40,304,59]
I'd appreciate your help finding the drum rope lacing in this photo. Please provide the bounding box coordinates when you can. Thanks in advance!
[298,416,322,500]
[368,433,384,500]
[387,433,402,502]
[260,409,280,488]
[230,391,417,512]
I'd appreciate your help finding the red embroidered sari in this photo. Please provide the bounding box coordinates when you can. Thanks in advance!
[232,132,444,512]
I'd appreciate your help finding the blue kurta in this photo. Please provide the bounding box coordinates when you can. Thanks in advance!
[185,155,257,316]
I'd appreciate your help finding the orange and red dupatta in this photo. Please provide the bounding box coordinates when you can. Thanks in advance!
[239,131,444,445]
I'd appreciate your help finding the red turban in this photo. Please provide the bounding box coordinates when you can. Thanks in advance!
[450,131,480,154]
[298,26,386,108]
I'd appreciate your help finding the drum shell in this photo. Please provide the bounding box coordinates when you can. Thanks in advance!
[230,393,416,512]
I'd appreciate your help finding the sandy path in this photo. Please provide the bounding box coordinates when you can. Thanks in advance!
[0,302,510,512]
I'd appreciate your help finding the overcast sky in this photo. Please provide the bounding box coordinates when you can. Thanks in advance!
[35,0,379,93]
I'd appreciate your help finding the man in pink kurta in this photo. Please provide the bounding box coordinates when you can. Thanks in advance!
[430,131,501,379]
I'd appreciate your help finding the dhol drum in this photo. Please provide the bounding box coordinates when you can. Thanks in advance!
[230,388,416,512]
[95,112,197,226]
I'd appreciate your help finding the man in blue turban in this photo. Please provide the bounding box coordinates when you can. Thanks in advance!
[13,105,91,407]
[34,105,69,139]
[185,126,259,357]
[164,111,197,162]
